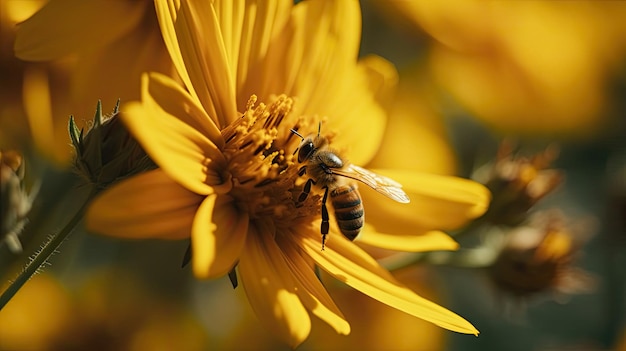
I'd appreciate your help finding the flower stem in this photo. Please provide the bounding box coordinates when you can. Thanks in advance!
[0,190,96,310]
[381,247,499,272]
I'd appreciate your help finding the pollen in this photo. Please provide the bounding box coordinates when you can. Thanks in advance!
[221,95,321,230]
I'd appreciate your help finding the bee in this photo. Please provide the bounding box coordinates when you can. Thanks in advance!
[291,125,410,249]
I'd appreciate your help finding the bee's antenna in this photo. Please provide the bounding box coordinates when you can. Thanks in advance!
[317,122,321,137]
[290,129,304,156]
[290,129,304,141]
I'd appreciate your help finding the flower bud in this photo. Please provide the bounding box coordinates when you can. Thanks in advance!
[69,101,155,188]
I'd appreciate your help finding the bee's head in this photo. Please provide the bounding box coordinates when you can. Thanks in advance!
[291,122,324,163]
[297,137,316,163]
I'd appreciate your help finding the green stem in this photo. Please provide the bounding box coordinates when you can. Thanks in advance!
[382,246,499,272]
[0,190,96,310]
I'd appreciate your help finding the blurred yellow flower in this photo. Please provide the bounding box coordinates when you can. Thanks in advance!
[0,271,208,351]
[85,0,489,347]
[381,0,626,137]
[7,0,172,163]
[15,0,173,120]
[0,0,71,162]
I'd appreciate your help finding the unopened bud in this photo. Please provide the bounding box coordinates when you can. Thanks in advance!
[69,101,155,188]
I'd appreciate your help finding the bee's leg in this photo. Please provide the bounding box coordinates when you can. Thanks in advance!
[320,186,330,250]
[298,165,307,176]
[298,178,315,202]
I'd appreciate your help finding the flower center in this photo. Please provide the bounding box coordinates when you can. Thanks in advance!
[221,95,321,232]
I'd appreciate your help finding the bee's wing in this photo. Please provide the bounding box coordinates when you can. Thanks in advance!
[333,164,410,203]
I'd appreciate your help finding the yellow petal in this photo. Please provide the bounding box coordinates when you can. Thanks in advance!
[357,224,459,252]
[191,194,248,279]
[366,67,458,175]
[323,59,388,166]
[357,55,399,110]
[154,0,200,105]
[176,0,239,128]
[15,0,145,60]
[260,0,386,165]
[239,222,311,348]
[144,72,224,149]
[362,169,490,231]
[85,170,202,239]
[230,0,293,108]
[300,231,479,335]
[278,232,351,335]
[121,74,229,196]
[70,19,172,121]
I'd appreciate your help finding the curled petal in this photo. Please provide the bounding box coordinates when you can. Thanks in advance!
[362,169,490,231]
[121,74,230,195]
[239,222,311,348]
[86,170,202,239]
[191,194,248,279]
[357,224,459,252]
[300,231,479,335]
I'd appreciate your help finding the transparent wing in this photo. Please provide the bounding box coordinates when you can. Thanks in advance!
[333,164,410,203]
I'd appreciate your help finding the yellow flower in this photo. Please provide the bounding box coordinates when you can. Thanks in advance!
[0,271,209,351]
[14,0,172,121]
[0,0,70,162]
[86,0,489,347]
[379,0,626,137]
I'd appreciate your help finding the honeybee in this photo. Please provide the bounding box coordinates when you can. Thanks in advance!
[291,126,410,249]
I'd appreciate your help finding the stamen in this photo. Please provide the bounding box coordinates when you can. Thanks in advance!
[220,95,322,233]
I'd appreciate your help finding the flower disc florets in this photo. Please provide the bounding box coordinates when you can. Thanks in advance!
[221,95,321,233]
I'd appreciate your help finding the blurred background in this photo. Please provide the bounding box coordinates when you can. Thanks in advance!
[1,1,626,350]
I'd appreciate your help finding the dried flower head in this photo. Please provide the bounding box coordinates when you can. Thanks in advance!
[0,150,37,253]
[488,210,596,301]
[69,101,156,188]
[475,141,563,226]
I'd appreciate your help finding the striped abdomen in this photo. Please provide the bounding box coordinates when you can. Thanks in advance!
[330,184,364,240]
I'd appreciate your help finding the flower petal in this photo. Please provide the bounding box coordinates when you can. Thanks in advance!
[69,16,172,120]
[143,72,224,148]
[15,0,145,60]
[191,194,248,279]
[239,221,311,348]
[365,69,458,175]
[154,0,199,104]
[228,0,292,108]
[277,232,351,336]
[85,169,202,239]
[357,224,459,252]
[362,169,490,231]
[256,0,387,165]
[176,0,239,128]
[300,231,479,335]
[121,74,229,196]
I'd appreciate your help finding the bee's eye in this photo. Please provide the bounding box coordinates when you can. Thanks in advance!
[298,141,315,163]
